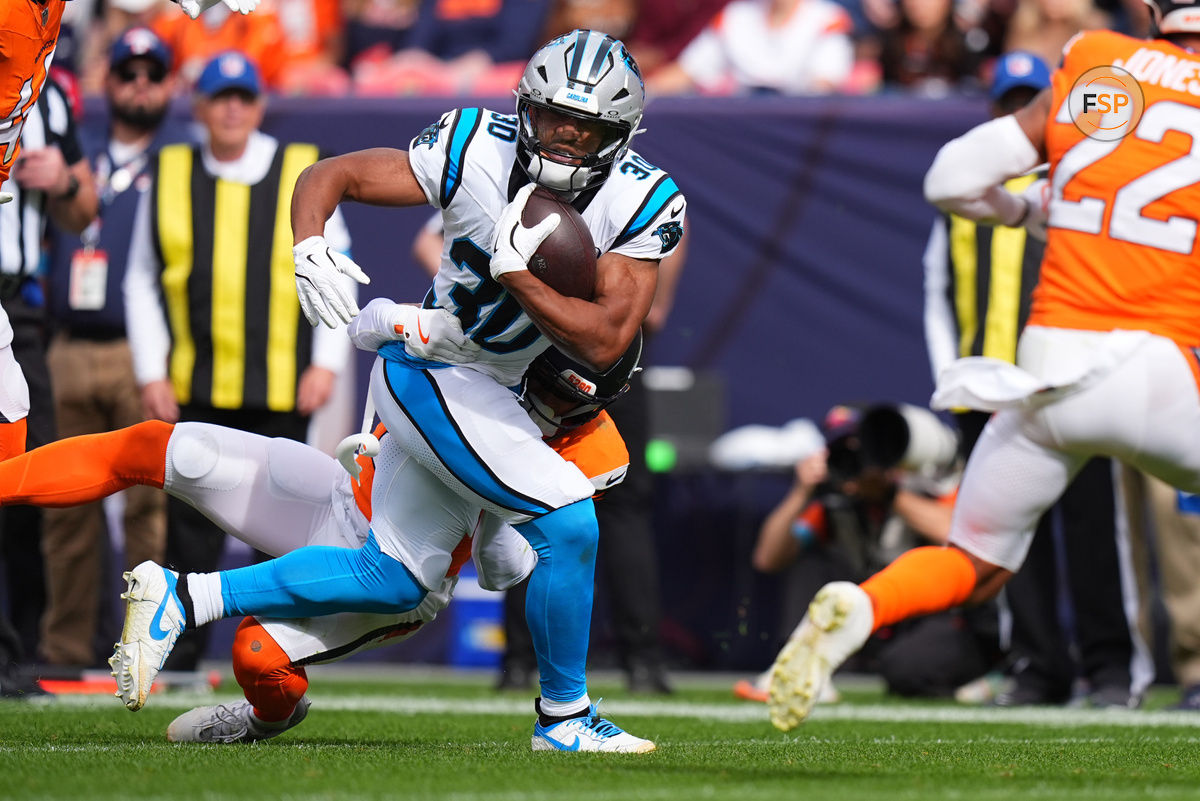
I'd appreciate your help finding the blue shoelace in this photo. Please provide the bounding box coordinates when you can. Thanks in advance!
[586,700,624,738]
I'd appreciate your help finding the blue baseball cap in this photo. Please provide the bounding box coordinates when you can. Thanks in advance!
[990,51,1051,101]
[196,51,262,97]
[109,26,171,70]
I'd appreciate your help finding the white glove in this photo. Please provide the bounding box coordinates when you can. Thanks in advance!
[1016,178,1049,241]
[176,0,258,19]
[489,183,560,280]
[293,235,370,328]
[400,306,480,364]
[347,297,409,352]
[347,298,480,364]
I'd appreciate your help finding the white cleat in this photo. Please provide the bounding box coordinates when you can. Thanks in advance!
[531,701,656,753]
[109,561,187,711]
[167,697,311,743]
[768,581,873,731]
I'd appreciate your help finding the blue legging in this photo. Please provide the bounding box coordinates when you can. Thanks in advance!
[219,531,428,618]
[514,499,599,703]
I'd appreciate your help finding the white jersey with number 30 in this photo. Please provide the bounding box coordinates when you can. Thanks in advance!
[407,107,687,386]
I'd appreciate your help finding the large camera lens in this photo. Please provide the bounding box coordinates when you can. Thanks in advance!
[860,407,909,469]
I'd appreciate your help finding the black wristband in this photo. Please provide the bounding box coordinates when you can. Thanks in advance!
[54,174,80,201]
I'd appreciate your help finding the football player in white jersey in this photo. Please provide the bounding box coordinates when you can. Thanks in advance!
[1,335,638,742]
[164,338,641,745]
[113,30,683,753]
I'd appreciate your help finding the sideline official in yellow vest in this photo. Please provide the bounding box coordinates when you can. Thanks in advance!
[125,51,353,423]
[122,50,354,669]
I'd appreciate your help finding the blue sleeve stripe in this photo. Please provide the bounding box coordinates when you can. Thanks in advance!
[439,108,482,208]
[613,174,681,248]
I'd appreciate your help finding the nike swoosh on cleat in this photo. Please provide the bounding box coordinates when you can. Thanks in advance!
[558,735,581,751]
[147,571,180,641]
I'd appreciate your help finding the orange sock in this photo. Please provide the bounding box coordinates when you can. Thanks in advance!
[0,418,26,461]
[860,546,978,632]
[232,617,308,723]
[0,420,172,507]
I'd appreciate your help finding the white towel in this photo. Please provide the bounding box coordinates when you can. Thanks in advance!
[931,329,1150,412]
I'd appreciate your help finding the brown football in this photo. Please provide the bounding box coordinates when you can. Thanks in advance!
[521,186,597,300]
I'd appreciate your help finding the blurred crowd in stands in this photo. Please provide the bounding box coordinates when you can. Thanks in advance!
[51,0,1152,100]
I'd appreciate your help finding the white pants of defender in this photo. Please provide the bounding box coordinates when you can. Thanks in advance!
[951,326,1200,572]
[162,422,535,664]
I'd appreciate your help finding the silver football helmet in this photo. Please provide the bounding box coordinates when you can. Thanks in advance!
[515,30,646,194]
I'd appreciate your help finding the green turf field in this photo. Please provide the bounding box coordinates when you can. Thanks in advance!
[4,671,1200,801]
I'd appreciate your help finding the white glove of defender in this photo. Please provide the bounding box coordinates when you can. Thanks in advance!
[176,0,259,20]
[489,183,560,280]
[347,297,481,364]
[1017,178,1049,241]
[294,235,370,328]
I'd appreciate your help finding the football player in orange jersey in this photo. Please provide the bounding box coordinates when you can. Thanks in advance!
[0,335,635,742]
[767,2,1200,731]
[0,0,261,465]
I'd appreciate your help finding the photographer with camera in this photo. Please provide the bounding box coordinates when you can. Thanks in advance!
[734,403,1003,702]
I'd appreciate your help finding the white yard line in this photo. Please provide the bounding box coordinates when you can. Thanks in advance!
[31,693,1200,729]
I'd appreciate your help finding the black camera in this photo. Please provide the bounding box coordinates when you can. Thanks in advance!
[858,404,958,473]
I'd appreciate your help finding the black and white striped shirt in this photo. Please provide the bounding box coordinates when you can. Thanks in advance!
[0,78,82,280]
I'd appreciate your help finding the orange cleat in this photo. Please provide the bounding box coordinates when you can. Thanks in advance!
[733,679,768,703]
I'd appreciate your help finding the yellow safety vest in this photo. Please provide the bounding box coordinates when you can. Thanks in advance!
[153,141,318,411]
